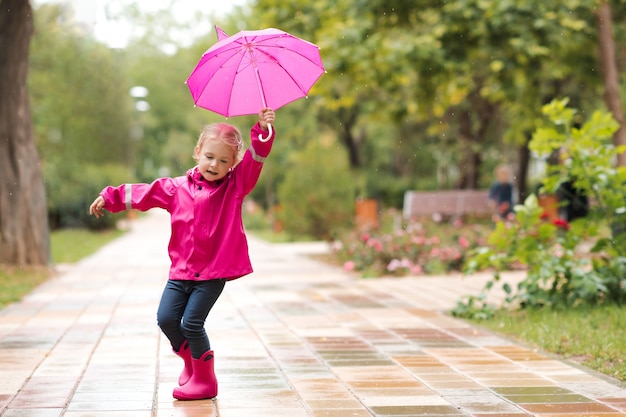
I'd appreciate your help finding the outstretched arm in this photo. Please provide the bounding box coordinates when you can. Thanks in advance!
[89,196,106,218]
[88,178,182,217]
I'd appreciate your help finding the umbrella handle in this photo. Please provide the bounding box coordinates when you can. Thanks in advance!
[258,123,273,142]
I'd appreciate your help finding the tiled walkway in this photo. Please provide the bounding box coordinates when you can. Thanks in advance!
[1,210,625,417]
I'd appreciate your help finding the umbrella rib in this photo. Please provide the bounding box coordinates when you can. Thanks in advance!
[255,41,323,68]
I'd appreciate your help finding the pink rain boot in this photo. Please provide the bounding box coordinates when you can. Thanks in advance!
[173,350,218,400]
[173,340,193,386]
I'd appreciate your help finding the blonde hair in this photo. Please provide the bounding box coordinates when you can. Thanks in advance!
[195,123,244,163]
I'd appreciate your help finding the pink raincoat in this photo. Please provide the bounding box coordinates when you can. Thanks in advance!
[100,123,274,281]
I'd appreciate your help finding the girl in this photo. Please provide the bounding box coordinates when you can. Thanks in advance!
[89,108,276,400]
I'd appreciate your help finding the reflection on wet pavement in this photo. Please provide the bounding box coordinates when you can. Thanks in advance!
[1,211,625,416]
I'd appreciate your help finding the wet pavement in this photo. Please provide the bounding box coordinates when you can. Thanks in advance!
[1,209,625,417]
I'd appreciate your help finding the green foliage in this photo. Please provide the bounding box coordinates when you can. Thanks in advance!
[532,99,626,236]
[45,163,134,230]
[249,0,608,203]
[457,99,626,317]
[31,5,136,230]
[28,1,626,242]
[452,293,496,320]
[276,136,356,240]
[31,5,133,166]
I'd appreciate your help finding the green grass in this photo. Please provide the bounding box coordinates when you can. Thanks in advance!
[50,228,125,263]
[470,305,626,381]
[0,228,126,309]
[0,265,49,309]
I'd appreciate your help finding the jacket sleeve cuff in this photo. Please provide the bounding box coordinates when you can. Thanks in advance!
[250,122,275,158]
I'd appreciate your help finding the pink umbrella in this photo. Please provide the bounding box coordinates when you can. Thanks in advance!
[186,27,325,140]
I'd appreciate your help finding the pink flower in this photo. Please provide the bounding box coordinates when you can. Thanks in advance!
[367,238,383,252]
[387,259,401,272]
[343,261,355,271]
[410,264,423,274]
[458,236,470,248]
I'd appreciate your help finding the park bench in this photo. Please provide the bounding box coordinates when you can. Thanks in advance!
[402,190,492,219]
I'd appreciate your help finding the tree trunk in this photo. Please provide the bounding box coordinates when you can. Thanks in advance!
[319,106,362,169]
[456,108,482,189]
[517,135,531,202]
[0,0,50,265]
[596,1,626,167]
[337,107,361,169]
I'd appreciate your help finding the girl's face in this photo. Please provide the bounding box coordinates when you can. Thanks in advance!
[194,139,236,182]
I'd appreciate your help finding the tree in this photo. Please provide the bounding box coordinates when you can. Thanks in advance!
[29,4,136,229]
[596,1,626,167]
[0,0,49,265]
[249,0,610,196]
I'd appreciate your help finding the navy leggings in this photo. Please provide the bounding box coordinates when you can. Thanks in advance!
[157,279,226,359]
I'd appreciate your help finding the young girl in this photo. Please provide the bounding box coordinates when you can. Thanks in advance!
[89,108,276,401]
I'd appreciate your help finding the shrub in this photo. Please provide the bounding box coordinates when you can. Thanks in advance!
[46,163,134,230]
[457,99,626,318]
[277,136,356,240]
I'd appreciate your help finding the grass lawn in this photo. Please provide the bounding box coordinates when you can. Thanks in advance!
[50,228,125,263]
[0,228,125,309]
[0,265,50,309]
[470,305,626,382]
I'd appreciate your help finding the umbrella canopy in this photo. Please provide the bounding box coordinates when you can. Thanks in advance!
[186,27,325,118]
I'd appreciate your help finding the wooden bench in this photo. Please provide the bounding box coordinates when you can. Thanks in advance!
[402,190,492,219]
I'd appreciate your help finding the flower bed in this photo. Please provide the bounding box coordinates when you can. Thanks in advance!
[331,216,491,277]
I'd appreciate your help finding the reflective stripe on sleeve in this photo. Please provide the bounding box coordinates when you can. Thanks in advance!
[125,184,132,210]
[249,145,266,163]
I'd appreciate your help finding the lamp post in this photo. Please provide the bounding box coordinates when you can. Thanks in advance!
[129,86,150,140]
[129,86,150,178]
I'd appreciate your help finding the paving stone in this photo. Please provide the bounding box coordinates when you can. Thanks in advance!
[1,210,624,416]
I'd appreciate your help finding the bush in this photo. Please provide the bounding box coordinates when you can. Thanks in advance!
[46,163,134,230]
[276,136,356,240]
[457,99,626,318]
